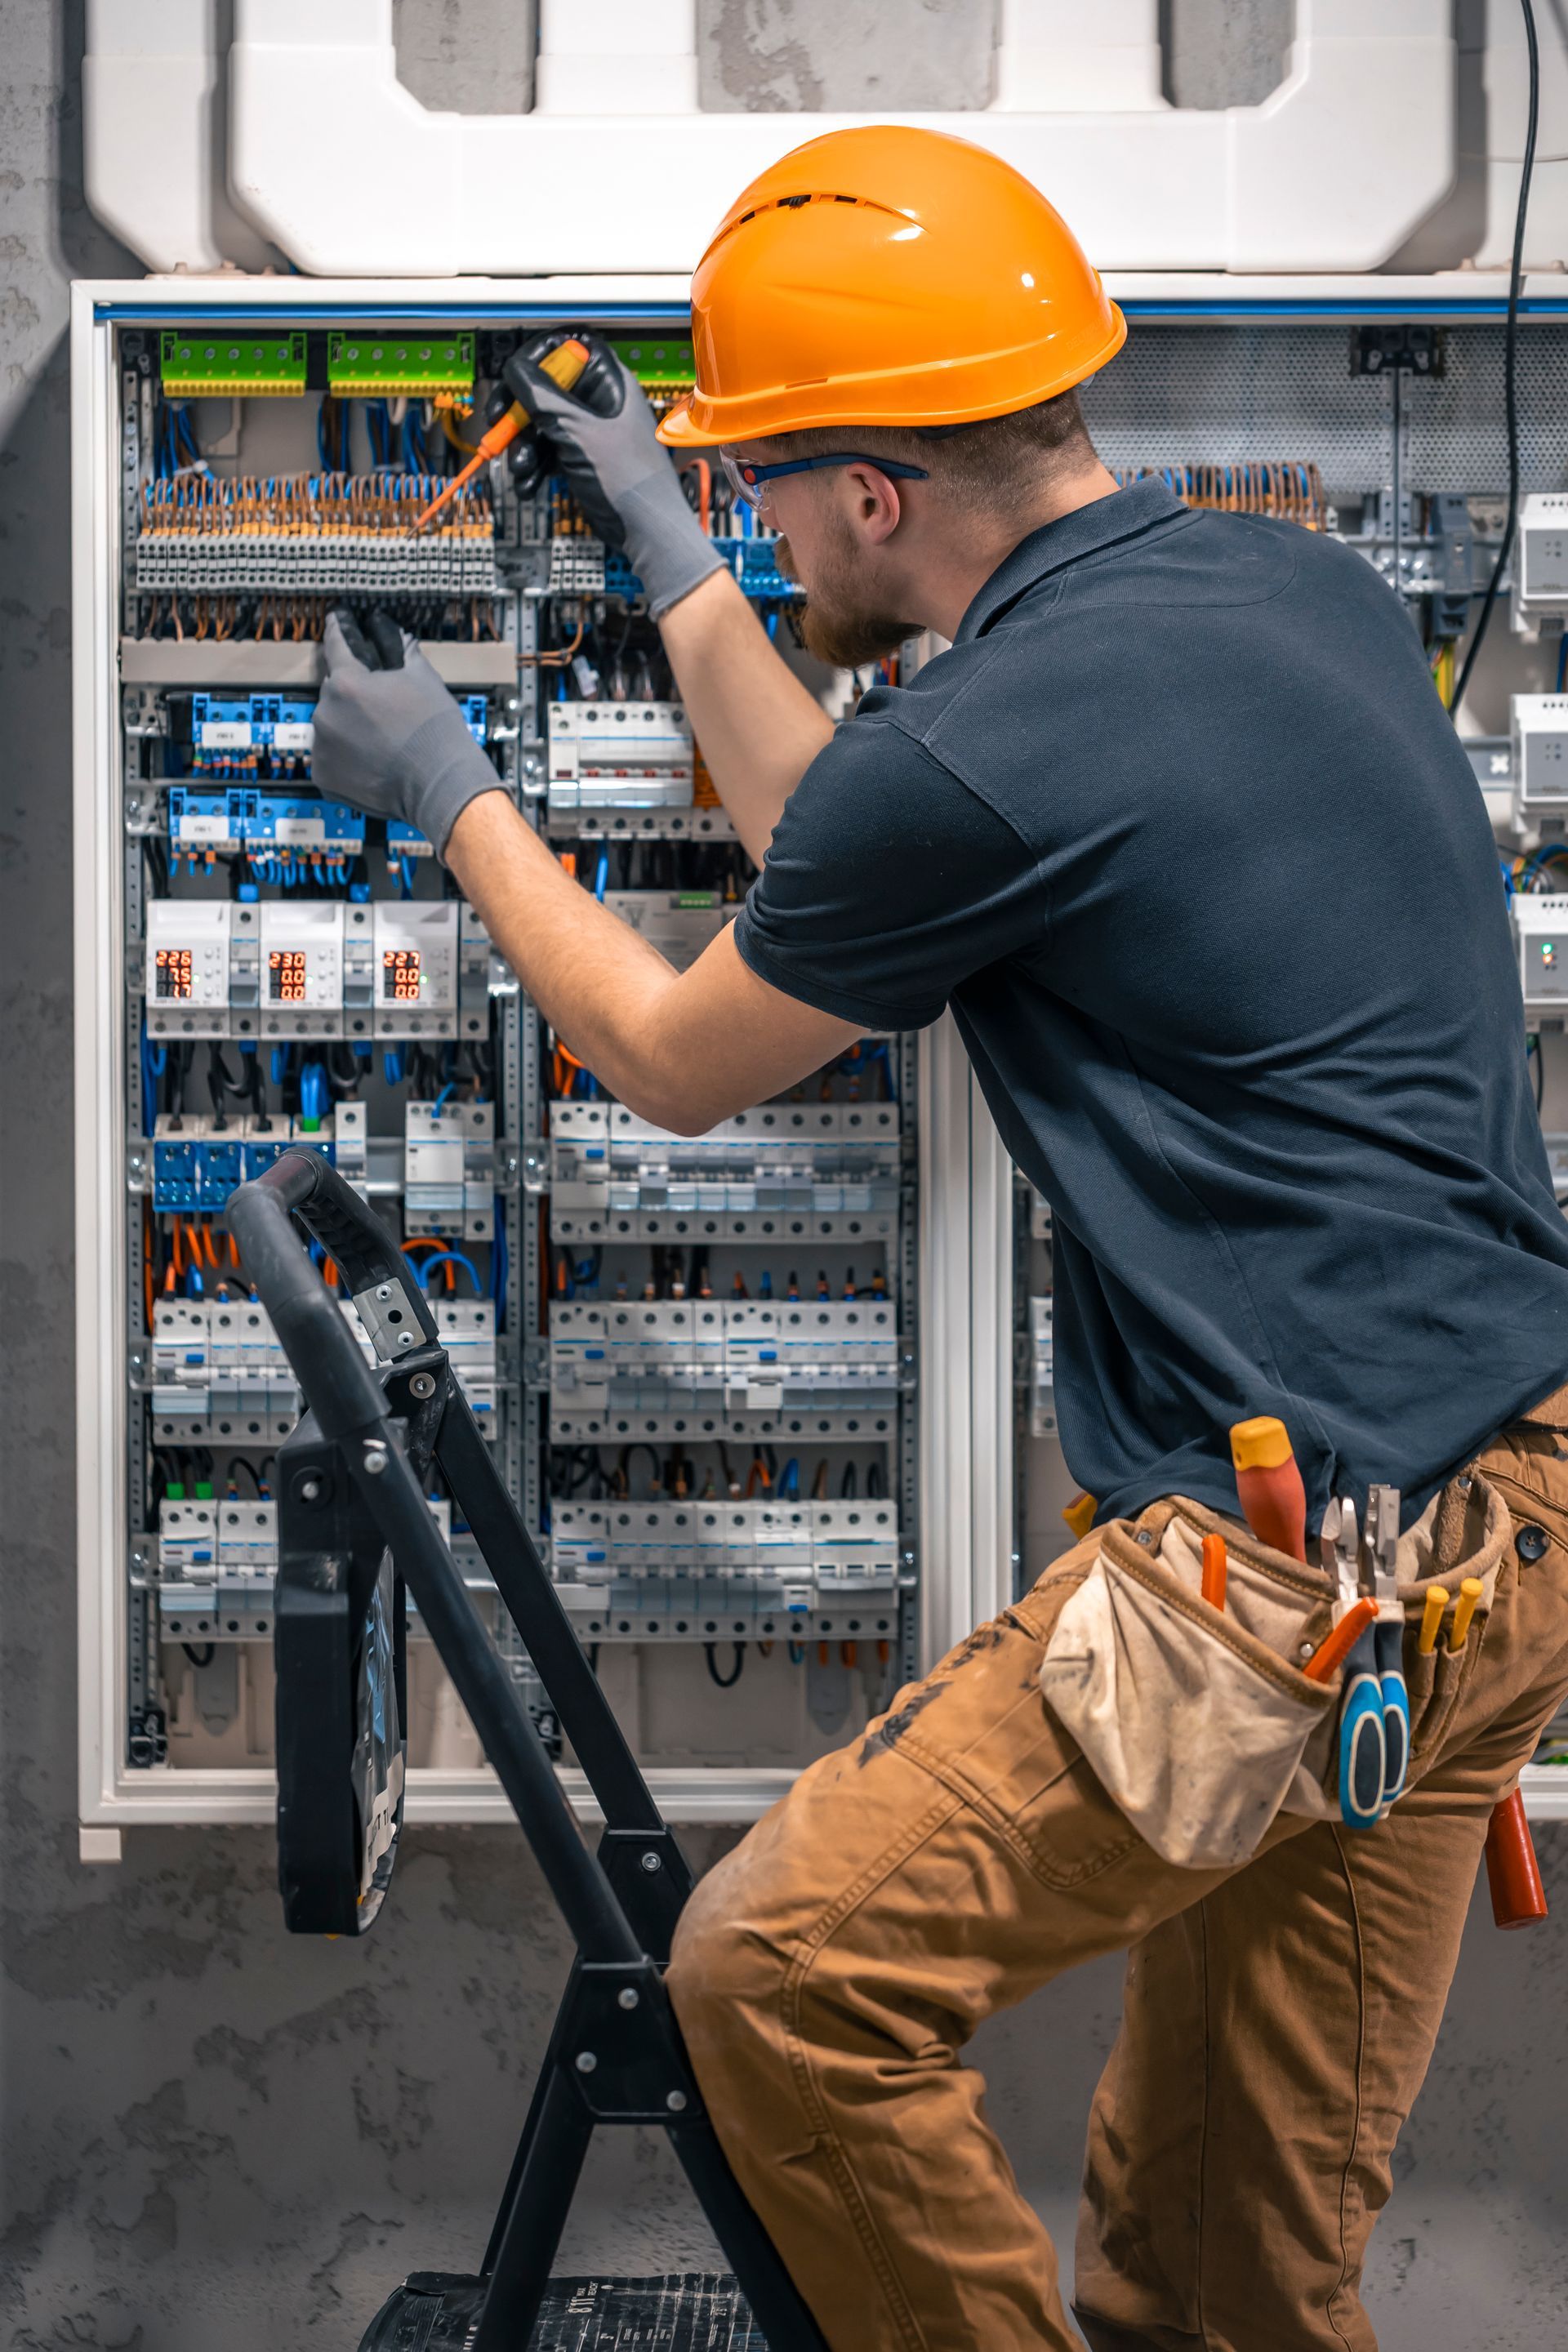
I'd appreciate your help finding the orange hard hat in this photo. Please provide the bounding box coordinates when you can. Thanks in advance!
[657,124,1125,451]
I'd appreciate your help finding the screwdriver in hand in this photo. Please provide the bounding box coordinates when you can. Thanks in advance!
[408,336,590,535]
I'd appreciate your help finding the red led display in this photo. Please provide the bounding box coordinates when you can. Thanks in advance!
[270,947,307,1003]
[155,947,194,1000]
[383,947,422,1002]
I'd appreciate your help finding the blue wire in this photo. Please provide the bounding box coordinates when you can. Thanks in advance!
[594,847,609,902]
[383,1049,404,1086]
[299,1060,328,1126]
[139,1022,159,1139]
[430,1081,456,1116]
[412,1250,483,1296]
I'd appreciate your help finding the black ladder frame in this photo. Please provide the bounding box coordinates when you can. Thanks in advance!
[227,1149,828,2352]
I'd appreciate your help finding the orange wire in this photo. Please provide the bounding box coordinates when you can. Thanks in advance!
[198,1222,220,1271]
[519,616,586,667]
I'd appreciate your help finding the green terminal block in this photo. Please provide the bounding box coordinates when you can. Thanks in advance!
[612,339,697,386]
[159,331,307,399]
[327,331,476,403]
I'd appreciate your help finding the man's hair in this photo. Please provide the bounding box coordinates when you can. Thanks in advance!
[762,390,1095,516]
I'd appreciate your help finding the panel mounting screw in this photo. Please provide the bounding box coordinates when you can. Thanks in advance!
[617,1987,639,2011]
[639,1850,662,1873]
[666,2091,687,2113]
[575,2050,597,2073]
[376,1284,392,1301]
[408,1371,436,1399]
[397,1332,415,1349]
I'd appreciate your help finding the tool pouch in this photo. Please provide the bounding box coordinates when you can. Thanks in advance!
[1040,1508,1335,1867]
[1038,1483,1512,1869]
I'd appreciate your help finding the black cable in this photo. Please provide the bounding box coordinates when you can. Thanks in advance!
[1533,1036,1546,1111]
[181,1642,216,1668]
[704,1640,746,1690]
[1450,0,1539,722]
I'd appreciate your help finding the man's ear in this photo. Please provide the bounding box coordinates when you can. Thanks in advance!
[841,463,904,546]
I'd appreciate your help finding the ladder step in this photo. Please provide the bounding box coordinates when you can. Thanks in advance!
[359,2270,767,2349]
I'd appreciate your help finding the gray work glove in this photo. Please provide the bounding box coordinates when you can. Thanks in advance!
[504,331,724,621]
[312,609,505,859]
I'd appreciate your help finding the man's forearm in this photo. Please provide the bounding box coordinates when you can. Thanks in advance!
[657,569,832,865]
[443,791,859,1133]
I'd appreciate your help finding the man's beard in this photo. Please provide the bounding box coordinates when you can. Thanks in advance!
[774,523,918,671]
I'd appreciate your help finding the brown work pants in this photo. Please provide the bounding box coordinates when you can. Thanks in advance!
[667,1410,1568,2351]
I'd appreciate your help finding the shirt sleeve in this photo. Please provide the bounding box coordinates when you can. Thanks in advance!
[732,716,1048,1032]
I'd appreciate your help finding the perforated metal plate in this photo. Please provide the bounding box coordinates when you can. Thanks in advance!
[1081,323,1568,495]
[359,2271,766,2350]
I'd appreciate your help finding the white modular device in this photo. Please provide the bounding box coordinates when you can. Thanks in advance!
[1512,696,1568,822]
[373,902,459,1040]
[546,700,693,813]
[259,901,345,1040]
[1512,894,1568,1013]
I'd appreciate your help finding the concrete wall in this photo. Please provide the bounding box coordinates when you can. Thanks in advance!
[5,3,1568,2345]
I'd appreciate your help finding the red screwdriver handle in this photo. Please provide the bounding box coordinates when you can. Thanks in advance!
[1486,1788,1548,1929]
[1229,1416,1307,1564]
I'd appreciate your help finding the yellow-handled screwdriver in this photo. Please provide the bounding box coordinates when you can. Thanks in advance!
[1448,1575,1484,1654]
[408,336,590,536]
[1418,1585,1450,1655]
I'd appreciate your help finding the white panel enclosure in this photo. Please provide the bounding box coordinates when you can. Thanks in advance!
[83,0,1460,278]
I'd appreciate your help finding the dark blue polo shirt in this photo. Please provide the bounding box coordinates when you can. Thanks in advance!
[733,478,1568,1529]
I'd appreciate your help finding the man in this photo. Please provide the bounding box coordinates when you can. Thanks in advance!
[315,127,1568,2352]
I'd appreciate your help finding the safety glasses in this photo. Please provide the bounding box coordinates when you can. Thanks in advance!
[719,448,930,513]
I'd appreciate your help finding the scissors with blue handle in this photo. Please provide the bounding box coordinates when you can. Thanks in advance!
[1365,1483,1410,1810]
[1322,1495,1385,1831]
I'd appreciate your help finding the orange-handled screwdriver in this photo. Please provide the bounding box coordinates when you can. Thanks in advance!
[408,336,590,535]
[1302,1596,1377,1683]
[1200,1531,1228,1612]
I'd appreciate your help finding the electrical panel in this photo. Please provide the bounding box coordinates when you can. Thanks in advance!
[78,296,924,1828]
[79,283,1568,1831]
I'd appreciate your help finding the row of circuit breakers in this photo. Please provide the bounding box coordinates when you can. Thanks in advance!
[148,693,1568,1015]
